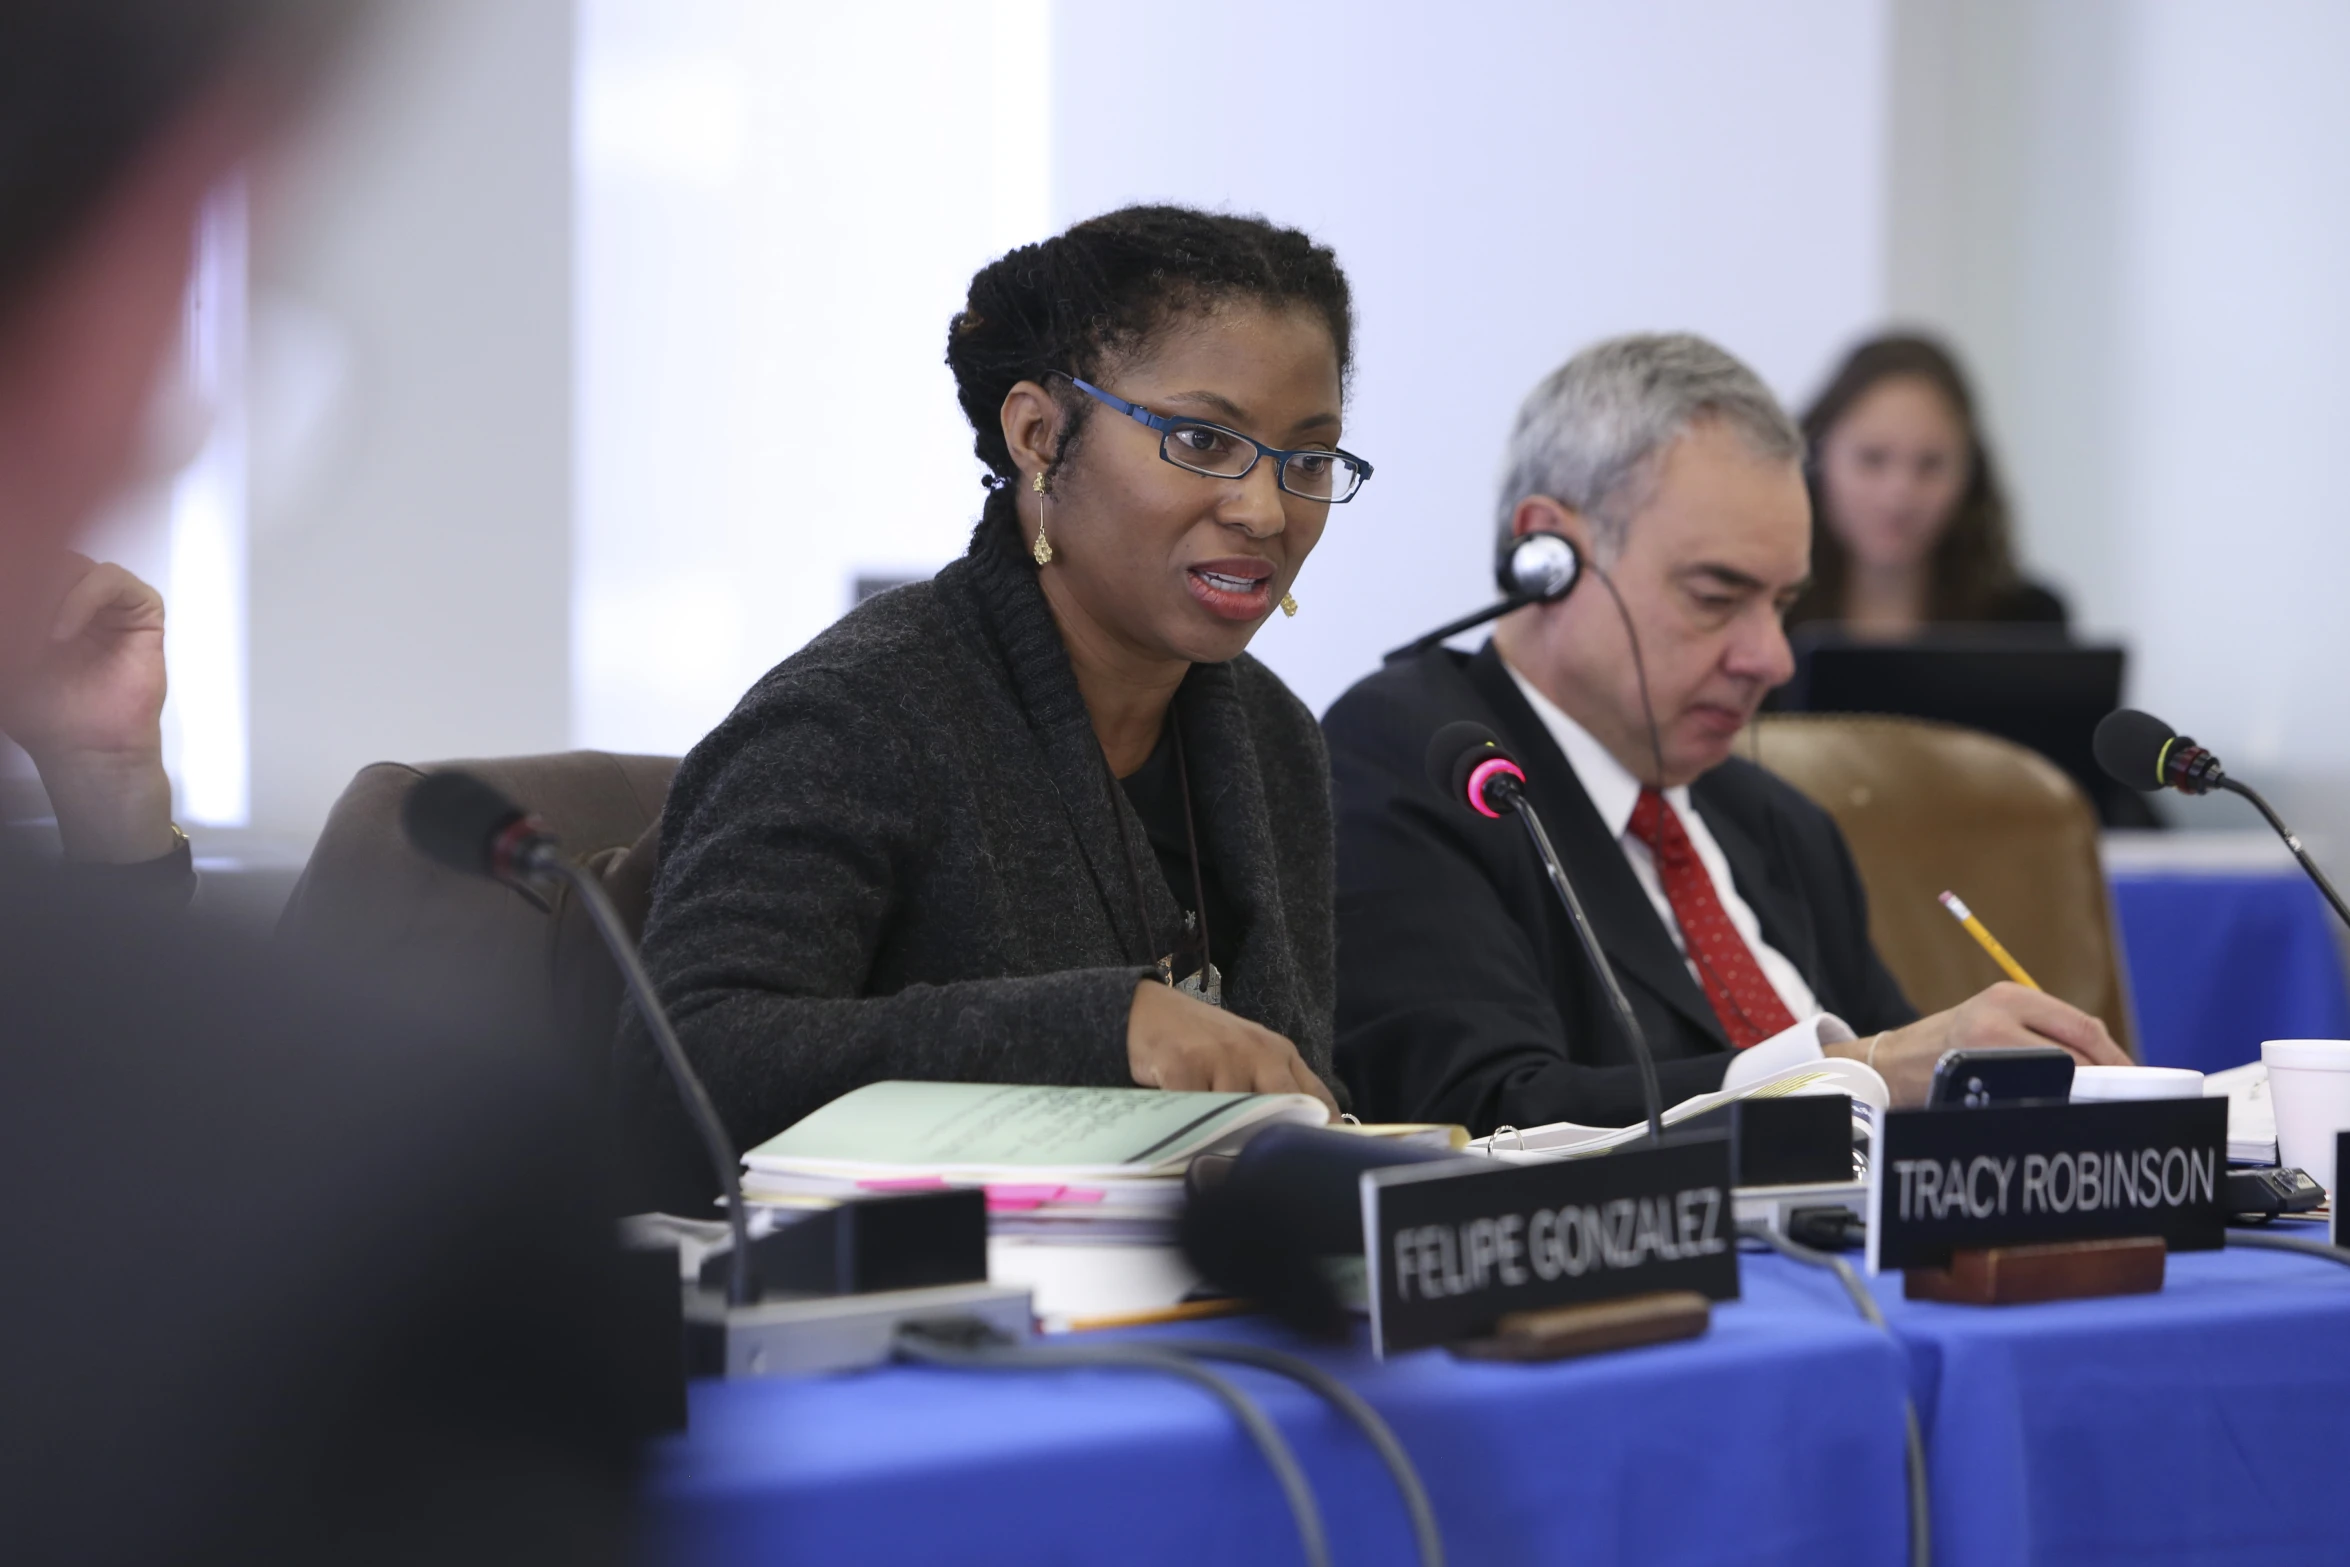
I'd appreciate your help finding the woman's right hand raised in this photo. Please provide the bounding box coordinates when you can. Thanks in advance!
[1127,980,1338,1117]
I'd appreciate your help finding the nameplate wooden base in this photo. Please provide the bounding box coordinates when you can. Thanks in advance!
[1903,1236,2166,1306]
[1450,1290,1711,1362]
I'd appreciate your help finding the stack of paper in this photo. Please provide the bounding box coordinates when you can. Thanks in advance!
[2205,1061,2279,1164]
[1464,1058,1890,1163]
[737,1080,1332,1247]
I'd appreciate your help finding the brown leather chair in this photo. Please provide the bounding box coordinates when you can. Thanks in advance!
[1749,713,2135,1054]
[276,751,679,1071]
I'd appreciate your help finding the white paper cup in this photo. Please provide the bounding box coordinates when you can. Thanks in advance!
[2071,1065,2205,1103]
[2262,1040,2350,1196]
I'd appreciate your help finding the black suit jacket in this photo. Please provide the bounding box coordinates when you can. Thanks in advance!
[1325,643,1916,1134]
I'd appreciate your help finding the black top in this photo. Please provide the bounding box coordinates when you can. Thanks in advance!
[1323,642,1917,1134]
[622,536,1340,1206]
[1118,722,1239,987]
[1981,579,2069,628]
[1785,576,2071,640]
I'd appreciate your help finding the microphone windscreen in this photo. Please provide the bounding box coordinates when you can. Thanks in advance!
[402,770,527,878]
[1425,720,1511,804]
[1179,1124,1478,1339]
[2093,708,2178,792]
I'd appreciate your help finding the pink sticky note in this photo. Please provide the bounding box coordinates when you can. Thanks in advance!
[984,1183,1068,1206]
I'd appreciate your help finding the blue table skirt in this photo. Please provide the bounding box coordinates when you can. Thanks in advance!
[1759,1233,2350,1567]
[2111,871,2350,1073]
[648,1263,1912,1567]
[648,1243,2350,1566]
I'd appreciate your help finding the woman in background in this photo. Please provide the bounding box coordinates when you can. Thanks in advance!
[1785,333,2066,639]
[623,206,1367,1200]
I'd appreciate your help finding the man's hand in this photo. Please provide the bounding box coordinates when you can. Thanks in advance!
[1830,982,2132,1107]
[1127,980,1339,1117]
[0,555,175,862]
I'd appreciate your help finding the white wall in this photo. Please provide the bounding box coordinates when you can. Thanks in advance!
[1885,0,2350,840]
[2114,1,2350,780]
[567,0,1890,754]
[244,0,574,833]
[572,0,1052,757]
[1055,0,1891,717]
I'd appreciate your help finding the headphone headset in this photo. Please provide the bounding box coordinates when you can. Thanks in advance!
[1493,528,1581,604]
[1382,529,1584,664]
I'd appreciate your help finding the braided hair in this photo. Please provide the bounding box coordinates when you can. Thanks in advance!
[945,204,1354,557]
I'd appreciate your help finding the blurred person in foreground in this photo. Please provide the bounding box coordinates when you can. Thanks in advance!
[1,554,190,886]
[0,3,640,1561]
[1784,332,2067,639]
[1324,334,2127,1134]
[623,206,1361,1207]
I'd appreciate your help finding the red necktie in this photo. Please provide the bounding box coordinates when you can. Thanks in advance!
[1625,788,1796,1049]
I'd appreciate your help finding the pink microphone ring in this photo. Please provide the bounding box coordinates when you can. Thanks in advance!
[1465,756,1526,819]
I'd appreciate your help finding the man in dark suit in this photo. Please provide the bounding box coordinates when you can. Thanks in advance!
[1327,333,2127,1134]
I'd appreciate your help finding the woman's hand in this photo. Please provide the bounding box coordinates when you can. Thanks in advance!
[1831,982,2132,1107]
[1127,979,1339,1117]
[0,556,175,863]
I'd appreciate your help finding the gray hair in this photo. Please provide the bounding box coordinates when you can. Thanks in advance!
[1493,332,1802,558]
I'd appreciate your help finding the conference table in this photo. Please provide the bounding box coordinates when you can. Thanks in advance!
[646,1225,2350,1566]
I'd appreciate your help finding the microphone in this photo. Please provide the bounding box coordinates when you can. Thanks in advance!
[1179,1124,1480,1337]
[1425,721,1665,1142]
[2093,708,2350,931]
[1382,532,1581,663]
[403,771,757,1307]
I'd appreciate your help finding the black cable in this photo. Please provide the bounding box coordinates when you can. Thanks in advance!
[548,858,755,1308]
[1584,561,1670,795]
[2226,1229,2350,1268]
[894,1328,1330,1567]
[1587,558,1784,1045]
[1170,710,1220,1001]
[1741,1222,1931,1567]
[1177,1340,1445,1567]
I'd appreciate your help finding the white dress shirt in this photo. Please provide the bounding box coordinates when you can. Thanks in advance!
[1503,658,1851,1085]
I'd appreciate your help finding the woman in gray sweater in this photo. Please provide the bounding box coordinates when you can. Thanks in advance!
[623,206,1372,1196]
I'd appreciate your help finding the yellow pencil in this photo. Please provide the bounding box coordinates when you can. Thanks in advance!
[1938,890,2042,990]
[1062,1297,1250,1333]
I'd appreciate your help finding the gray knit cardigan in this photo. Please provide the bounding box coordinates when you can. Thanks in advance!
[618,537,1338,1173]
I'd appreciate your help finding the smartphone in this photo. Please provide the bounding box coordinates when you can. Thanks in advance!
[1927,1046,2076,1108]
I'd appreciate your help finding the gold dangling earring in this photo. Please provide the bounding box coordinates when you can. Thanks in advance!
[1029,471,1053,566]
[1279,591,1299,618]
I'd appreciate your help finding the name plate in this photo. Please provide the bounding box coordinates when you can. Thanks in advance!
[1360,1138,1738,1356]
[1866,1099,2227,1273]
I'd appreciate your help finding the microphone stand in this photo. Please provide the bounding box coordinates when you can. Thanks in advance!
[1490,776,1666,1145]
[2218,778,2350,932]
[1383,597,1529,664]
[537,852,1032,1379]
[532,852,755,1308]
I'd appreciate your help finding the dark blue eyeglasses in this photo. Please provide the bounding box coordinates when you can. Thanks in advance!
[1059,375,1372,503]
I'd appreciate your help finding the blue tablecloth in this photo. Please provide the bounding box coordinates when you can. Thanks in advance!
[1765,1233,2350,1566]
[646,1240,2350,1566]
[648,1267,1912,1566]
[2109,869,2350,1072]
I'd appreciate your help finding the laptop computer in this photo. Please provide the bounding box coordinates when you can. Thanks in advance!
[1778,633,2151,827]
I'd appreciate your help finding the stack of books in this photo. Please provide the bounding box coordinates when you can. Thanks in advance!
[737,1080,1335,1250]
